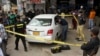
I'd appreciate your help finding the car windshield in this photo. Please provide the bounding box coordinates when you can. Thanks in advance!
[29,18,52,26]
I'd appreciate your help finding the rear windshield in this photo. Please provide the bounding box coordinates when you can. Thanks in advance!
[29,18,52,26]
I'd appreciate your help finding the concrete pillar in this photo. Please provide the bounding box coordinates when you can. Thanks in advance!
[69,0,75,9]
[17,0,23,15]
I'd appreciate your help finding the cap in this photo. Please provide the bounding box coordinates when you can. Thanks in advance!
[91,27,100,35]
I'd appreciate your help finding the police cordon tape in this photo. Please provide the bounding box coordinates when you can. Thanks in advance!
[6,29,85,47]
[5,14,86,47]
[5,24,23,29]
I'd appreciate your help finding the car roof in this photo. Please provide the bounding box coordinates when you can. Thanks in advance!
[34,14,57,19]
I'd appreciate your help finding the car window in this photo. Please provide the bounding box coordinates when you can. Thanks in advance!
[29,18,52,26]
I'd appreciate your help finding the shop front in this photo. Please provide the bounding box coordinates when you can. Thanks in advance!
[30,0,46,11]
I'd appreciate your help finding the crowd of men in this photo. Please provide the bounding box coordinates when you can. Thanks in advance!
[0,9,35,56]
[0,5,99,56]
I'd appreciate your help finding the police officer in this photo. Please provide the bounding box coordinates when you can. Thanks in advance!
[14,16,27,52]
[76,12,86,41]
[81,27,100,56]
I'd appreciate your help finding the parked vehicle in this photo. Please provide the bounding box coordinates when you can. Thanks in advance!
[26,14,62,43]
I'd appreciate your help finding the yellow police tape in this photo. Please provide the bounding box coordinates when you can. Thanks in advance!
[6,29,87,47]
[5,14,86,47]
[5,24,23,29]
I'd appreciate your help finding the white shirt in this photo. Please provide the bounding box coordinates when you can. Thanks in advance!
[0,24,7,40]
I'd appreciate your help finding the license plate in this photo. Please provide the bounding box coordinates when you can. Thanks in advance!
[33,31,40,36]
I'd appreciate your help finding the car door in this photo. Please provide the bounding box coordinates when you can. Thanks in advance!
[53,17,61,40]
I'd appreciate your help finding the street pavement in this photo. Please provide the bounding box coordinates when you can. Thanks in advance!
[6,17,100,56]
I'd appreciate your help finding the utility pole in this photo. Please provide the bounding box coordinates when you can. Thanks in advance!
[17,0,23,15]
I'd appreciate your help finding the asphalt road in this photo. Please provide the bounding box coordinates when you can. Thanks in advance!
[6,17,100,56]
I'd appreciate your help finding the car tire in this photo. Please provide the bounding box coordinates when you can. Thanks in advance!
[55,33,59,40]
[51,33,59,45]
[56,33,61,41]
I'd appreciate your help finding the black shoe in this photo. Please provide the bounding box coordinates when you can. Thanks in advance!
[24,49,28,52]
[6,54,10,56]
[75,38,82,41]
[75,38,79,40]
[77,39,83,41]
[15,48,19,50]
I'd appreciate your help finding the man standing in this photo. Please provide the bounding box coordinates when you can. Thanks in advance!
[0,19,9,56]
[58,16,68,42]
[81,27,100,56]
[88,9,96,29]
[8,11,16,25]
[14,16,27,52]
[76,12,86,41]
[71,10,77,29]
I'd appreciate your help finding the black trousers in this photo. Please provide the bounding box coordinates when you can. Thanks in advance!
[83,50,96,56]
[15,35,27,50]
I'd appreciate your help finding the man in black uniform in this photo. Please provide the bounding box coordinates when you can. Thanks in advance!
[14,16,27,52]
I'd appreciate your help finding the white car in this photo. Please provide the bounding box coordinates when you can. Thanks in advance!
[26,14,62,43]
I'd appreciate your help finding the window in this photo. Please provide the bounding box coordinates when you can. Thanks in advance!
[29,18,52,26]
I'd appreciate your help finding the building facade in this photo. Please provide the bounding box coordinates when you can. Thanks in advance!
[0,0,11,12]
[9,0,100,13]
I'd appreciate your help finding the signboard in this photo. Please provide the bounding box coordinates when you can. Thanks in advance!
[30,0,45,4]
[30,0,41,4]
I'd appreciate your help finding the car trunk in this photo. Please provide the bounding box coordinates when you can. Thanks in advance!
[26,25,53,36]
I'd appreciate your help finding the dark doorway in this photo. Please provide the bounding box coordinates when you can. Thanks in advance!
[94,0,100,16]
[57,0,69,13]
[75,0,88,9]
[45,0,51,13]
[94,0,100,7]
[10,0,17,5]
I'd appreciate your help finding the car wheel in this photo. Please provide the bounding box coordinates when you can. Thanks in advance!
[55,33,58,40]
[51,33,59,45]
[56,33,61,41]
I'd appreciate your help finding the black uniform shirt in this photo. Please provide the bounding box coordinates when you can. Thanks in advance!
[15,21,26,34]
[81,37,100,54]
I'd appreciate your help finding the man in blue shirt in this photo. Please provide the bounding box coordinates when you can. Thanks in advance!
[58,16,68,42]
